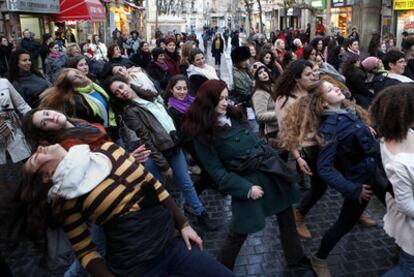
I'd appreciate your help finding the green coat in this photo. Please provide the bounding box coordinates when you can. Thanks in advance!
[194,120,299,234]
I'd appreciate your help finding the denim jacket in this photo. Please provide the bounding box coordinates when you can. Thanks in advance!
[317,111,378,200]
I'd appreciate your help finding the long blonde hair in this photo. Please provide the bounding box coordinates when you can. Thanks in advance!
[279,80,370,150]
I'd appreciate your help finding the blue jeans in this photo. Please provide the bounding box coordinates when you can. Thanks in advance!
[145,149,205,215]
[383,249,414,277]
[141,237,235,277]
[64,224,107,277]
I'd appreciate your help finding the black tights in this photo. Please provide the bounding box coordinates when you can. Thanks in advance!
[218,207,304,269]
[317,198,368,259]
[297,146,328,216]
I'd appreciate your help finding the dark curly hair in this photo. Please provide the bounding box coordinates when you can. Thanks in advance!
[271,59,313,106]
[369,83,414,142]
[8,49,44,83]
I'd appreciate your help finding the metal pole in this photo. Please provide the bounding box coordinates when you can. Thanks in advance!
[145,0,149,40]
[326,0,331,36]
[155,0,159,38]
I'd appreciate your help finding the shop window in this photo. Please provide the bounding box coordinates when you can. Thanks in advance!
[20,15,42,40]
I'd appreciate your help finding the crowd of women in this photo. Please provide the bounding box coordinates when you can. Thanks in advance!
[0,29,413,277]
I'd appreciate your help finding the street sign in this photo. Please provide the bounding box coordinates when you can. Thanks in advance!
[6,0,60,14]
[394,0,414,10]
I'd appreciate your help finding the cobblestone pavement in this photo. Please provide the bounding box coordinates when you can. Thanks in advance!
[0,38,397,276]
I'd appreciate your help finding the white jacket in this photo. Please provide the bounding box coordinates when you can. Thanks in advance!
[90,42,108,61]
[381,132,414,255]
[0,79,31,164]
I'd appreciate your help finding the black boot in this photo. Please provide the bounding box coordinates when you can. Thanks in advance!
[0,252,12,277]
[217,232,248,270]
[197,211,220,231]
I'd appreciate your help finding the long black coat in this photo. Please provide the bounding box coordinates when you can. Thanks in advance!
[211,37,224,57]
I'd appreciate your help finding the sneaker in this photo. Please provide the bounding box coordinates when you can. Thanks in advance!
[197,211,220,231]
[358,213,377,227]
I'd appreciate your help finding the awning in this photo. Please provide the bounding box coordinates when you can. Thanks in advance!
[53,0,106,22]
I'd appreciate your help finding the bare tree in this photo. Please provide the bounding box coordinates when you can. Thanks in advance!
[244,0,253,34]
[257,0,263,33]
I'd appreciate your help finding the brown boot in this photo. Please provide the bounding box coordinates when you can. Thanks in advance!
[358,212,377,227]
[311,255,331,277]
[294,209,312,239]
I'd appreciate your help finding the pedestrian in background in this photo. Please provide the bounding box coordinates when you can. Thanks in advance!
[125,30,141,56]
[211,33,224,70]
[130,41,152,69]
[0,36,12,77]
[20,29,41,70]
[202,30,210,54]
[112,28,125,54]
[164,37,181,76]
[44,42,69,84]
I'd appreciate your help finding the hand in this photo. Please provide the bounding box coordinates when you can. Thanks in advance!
[297,157,313,176]
[181,224,203,251]
[162,168,173,179]
[359,184,373,202]
[131,144,151,163]
[368,127,377,138]
[128,66,142,73]
[250,185,264,200]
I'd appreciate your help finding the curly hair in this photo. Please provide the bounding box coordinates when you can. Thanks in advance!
[272,59,313,105]
[8,49,44,83]
[279,80,370,150]
[369,84,414,141]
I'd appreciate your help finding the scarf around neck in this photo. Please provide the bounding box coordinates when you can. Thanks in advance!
[49,144,112,203]
[168,95,195,114]
[187,64,219,80]
[48,52,62,59]
[154,61,168,71]
[75,82,109,100]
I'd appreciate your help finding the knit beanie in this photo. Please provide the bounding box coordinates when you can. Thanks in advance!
[250,61,266,77]
[165,37,176,45]
[361,56,380,72]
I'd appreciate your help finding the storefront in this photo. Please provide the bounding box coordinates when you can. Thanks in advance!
[108,1,144,37]
[330,0,353,37]
[2,0,60,40]
[394,0,414,46]
[279,8,301,30]
[53,0,106,43]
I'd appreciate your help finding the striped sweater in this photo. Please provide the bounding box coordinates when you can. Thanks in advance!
[58,142,186,272]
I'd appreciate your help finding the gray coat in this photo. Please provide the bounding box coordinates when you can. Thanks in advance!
[0,79,31,164]
[44,54,68,83]
[251,88,278,135]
